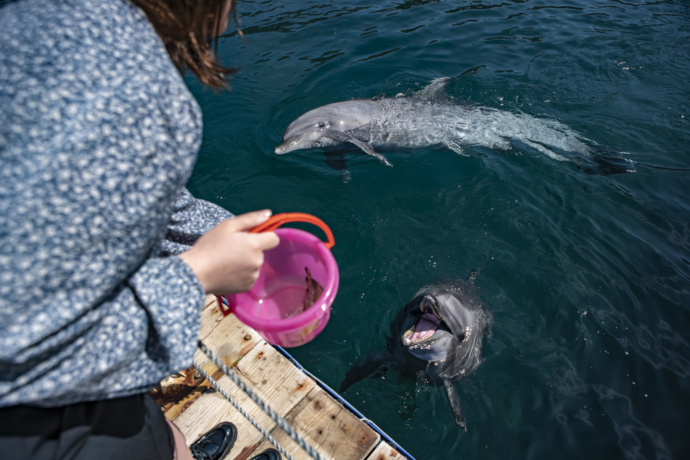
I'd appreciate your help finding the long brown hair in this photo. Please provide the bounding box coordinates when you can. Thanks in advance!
[130,0,239,89]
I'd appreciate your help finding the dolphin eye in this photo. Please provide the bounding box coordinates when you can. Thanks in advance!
[317,121,326,129]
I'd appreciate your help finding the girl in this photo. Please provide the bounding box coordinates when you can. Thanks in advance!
[0,1,277,458]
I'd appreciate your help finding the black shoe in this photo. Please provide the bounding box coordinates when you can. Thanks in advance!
[249,448,281,460]
[190,422,237,460]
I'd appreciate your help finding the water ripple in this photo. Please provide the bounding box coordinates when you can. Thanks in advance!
[195,1,690,458]
[592,308,690,378]
[592,385,672,460]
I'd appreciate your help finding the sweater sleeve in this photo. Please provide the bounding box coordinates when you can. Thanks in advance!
[126,253,205,371]
[161,188,234,256]
[0,250,209,407]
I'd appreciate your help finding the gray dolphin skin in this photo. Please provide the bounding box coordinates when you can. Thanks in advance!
[275,78,634,174]
[339,279,492,431]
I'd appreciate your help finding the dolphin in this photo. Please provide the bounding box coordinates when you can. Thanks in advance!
[275,78,634,175]
[339,278,492,431]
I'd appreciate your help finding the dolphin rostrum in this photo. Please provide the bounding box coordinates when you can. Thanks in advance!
[339,278,492,431]
[275,78,634,175]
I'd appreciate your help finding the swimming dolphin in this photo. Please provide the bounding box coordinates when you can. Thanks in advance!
[275,78,634,175]
[339,279,492,431]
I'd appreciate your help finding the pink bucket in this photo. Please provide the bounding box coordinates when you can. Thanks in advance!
[224,213,339,347]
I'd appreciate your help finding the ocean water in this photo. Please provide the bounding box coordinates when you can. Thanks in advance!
[185,1,690,459]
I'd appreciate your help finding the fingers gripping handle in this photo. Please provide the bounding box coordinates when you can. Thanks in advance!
[250,213,335,249]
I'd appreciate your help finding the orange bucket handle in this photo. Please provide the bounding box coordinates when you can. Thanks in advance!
[250,212,335,249]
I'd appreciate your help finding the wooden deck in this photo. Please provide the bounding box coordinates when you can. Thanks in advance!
[157,295,411,460]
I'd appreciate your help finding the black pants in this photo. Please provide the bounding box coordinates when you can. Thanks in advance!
[0,394,174,460]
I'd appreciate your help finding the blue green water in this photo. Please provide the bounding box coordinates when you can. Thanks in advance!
[185,1,690,459]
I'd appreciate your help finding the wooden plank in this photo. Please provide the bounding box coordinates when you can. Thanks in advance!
[161,301,263,420]
[253,386,380,460]
[203,293,219,310]
[198,306,263,368]
[234,341,317,415]
[199,295,225,339]
[365,442,408,460]
[168,327,316,456]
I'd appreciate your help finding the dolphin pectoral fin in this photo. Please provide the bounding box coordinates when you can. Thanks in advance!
[347,137,393,167]
[339,351,389,393]
[324,152,347,171]
[323,130,392,167]
[324,152,352,183]
[443,379,467,432]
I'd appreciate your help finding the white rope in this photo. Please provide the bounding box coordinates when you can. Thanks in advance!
[196,340,326,460]
[191,362,294,460]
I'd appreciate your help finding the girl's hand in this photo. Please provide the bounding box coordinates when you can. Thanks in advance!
[179,210,280,295]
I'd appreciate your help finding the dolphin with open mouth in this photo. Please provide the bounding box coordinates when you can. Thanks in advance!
[339,279,492,431]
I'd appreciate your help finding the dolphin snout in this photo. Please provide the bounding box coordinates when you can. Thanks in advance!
[275,136,301,155]
[274,142,292,155]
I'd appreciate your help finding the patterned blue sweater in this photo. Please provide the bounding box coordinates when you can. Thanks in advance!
[0,0,232,407]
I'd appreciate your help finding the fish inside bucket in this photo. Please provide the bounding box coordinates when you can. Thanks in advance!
[250,266,324,320]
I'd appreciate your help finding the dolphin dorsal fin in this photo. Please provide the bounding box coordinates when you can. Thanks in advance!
[413,77,451,103]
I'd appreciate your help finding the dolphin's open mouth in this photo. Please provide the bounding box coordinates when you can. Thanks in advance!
[412,312,442,341]
[403,312,441,345]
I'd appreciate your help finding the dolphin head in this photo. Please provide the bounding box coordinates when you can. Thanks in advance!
[400,293,461,356]
[275,100,380,154]
[399,283,489,384]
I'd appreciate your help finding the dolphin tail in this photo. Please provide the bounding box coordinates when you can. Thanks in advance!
[584,150,636,175]
[443,379,467,432]
[339,350,389,393]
